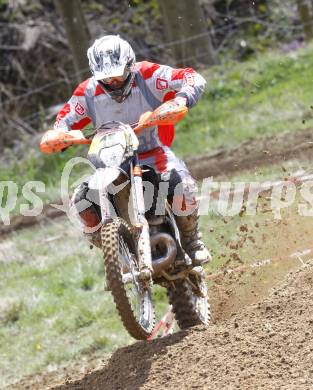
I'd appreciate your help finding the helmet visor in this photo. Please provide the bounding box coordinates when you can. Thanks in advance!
[94,62,131,80]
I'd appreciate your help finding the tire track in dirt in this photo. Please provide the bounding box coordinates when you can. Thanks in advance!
[187,126,313,179]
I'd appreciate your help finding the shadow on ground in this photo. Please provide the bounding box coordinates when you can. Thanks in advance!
[53,330,188,390]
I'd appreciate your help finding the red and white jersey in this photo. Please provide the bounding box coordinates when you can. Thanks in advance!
[54,61,206,153]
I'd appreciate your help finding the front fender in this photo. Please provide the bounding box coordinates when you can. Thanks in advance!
[88,167,121,191]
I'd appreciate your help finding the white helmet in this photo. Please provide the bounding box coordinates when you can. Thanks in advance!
[87,35,136,103]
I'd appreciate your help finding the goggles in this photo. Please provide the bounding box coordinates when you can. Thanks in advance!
[100,74,128,85]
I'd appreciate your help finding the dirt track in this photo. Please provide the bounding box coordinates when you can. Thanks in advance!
[187,126,313,179]
[53,262,313,389]
[8,258,313,390]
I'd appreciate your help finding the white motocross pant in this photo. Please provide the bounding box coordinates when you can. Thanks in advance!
[138,146,197,208]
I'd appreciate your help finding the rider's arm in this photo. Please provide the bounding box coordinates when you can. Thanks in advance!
[168,66,206,108]
[53,80,92,132]
[40,80,92,153]
[138,62,206,109]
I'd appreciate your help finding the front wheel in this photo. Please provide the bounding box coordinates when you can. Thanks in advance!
[168,276,210,329]
[102,218,155,340]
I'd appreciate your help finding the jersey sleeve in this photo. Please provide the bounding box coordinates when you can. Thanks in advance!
[53,80,92,131]
[137,61,206,109]
[169,66,206,108]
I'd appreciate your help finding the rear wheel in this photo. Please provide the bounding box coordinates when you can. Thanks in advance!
[168,275,210,329]
[102,218,155,339]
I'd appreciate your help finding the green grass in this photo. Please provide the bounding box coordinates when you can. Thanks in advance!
[174,44,313,156]
[0,218,169,387]
[0,144,94,217]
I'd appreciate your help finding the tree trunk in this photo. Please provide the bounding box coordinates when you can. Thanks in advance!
[54,0,90,81]
[213,0,268,17]
[158,0,216,68]
[297,0,313,41]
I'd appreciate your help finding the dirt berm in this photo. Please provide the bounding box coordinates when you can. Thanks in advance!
[16,260,312,390]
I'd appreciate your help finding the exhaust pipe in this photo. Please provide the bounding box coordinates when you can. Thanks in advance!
[150,233,177,277]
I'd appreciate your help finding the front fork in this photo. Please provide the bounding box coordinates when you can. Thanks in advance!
[130,154,153,281]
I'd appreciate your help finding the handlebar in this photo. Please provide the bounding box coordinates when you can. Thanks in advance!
[40,100,188,154]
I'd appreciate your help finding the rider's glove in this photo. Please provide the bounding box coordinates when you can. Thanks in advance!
[52,126,70,133]
[174,96,187,107]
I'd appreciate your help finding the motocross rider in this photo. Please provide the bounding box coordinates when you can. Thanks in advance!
[50,35,211,265]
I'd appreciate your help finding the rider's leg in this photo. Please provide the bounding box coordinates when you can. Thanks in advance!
[167,169,212,265]
[70,180,102,248]
[70,173,132,249]
[139,147,211,265]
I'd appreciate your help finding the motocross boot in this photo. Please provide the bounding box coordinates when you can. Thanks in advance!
[175,210,212,266]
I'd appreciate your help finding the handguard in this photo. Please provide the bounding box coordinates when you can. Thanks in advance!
[134,100,188,133]
[40,129,91,154]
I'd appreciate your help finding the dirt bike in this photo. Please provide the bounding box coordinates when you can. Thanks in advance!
[40,100,210,340]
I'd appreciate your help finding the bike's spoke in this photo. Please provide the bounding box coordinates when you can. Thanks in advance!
[118,238,143,321]
[102,219,155,339]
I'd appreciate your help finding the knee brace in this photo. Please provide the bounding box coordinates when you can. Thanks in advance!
[71,181,101,231]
